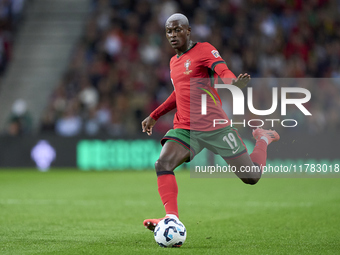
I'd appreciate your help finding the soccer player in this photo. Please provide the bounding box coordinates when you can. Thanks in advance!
[142,13,279,230]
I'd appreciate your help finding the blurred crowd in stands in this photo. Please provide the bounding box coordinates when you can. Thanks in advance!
[1,0,29,136]
[0,0,25,75]
[5,0,340,137]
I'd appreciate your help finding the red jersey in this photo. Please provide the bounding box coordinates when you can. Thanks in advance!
[151,42,236,131]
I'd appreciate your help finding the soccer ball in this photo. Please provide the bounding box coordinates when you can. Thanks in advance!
[154,217,187,248]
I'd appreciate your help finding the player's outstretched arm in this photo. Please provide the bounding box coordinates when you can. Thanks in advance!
[142,91,176,136]
[142,116,157,136]
[231,73,251,89]
[213,62,250,89]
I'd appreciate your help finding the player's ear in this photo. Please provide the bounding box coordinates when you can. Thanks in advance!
[187,26,191,36]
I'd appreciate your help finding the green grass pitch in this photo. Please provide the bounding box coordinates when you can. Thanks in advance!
[0,169,339,255]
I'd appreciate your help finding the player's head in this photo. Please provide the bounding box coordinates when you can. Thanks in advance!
[165,13,191,51]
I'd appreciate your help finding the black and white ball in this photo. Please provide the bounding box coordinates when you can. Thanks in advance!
[154,217,187,247]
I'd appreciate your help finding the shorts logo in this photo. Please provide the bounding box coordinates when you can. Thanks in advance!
[211,50,220,58]
[183,59,192,75]
[232,147,240,154]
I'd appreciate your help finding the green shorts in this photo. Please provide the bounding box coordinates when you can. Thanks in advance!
[161,126,247,161]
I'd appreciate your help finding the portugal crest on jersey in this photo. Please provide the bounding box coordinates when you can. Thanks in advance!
[183,59,192,75]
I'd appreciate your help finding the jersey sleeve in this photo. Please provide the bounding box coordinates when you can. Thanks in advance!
[214,61,236,84]
[200,43,227,71]
[200,42,236,83]
[150,91,176,120]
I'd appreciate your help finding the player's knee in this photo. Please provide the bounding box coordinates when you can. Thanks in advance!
[248,177,260,185]
[155,159,175,173]
[242,165,261,185]
[242,177,260,185]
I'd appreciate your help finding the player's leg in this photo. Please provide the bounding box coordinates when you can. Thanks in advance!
[226,128,280,185]
[225,153,262,185]
[155,140,190,174]
[144,140,190,231]
[155,140,190,217]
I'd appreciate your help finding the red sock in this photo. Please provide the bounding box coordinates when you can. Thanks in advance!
[250,139,268,170]
[157,173,178,218]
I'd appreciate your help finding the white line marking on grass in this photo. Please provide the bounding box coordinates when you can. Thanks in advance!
[0,199,149,207]
[0,199,100,206]
[242,201,313,207]
[186,201,313,208]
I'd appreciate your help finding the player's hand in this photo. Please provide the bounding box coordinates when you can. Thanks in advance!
[141,116,157,136]
[232,73,251,89]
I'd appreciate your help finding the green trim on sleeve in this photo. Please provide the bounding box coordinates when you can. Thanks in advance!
[211,61,226,71]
